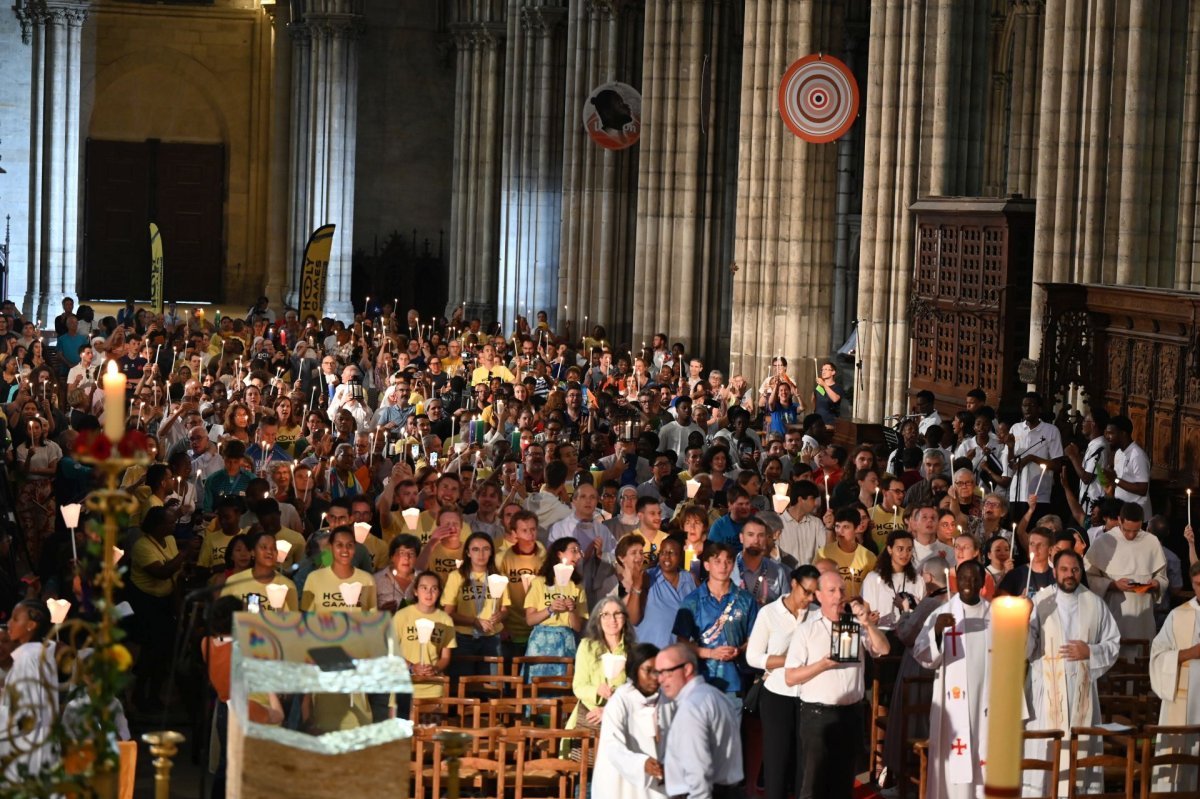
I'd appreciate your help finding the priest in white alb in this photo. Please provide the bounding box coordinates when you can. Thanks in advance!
[913,560,991,799]
[1148,561,1200,793]
[1024,549,1121,798]
[1084,502,1168,653]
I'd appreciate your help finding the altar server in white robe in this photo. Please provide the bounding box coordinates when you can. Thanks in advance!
[1084,502,1168,652]
[0,600,58,783]
[1148,561,1200,793]
[1024,549,1121,798]
[914,560,991,799]
[593,643,669,799]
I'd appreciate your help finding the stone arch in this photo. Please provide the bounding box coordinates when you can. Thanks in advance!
[85,47,232,143]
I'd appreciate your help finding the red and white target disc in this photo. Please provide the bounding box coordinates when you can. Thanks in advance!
[778,54,859,143]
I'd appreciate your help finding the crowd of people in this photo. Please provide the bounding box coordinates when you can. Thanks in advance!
[0,293,1196,798]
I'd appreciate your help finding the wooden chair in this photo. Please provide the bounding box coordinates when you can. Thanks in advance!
[1021,729,1065,799]
[867,653,903,780]
[454,654,506,676]
[505,727,594,799]
[1101,694,1152,730]
[889,673,934,799]
[1067,726,1137,799]
[913,739,929,799]
[512,655,575,678]
[529,675,574,698]
[485,697,561,729]
[457,674,525,700]
[411,725,441,799]
[1139,724,1200,799]
[410,696,483,728]
[427,725,507,799]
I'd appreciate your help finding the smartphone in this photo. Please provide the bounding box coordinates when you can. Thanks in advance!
[247,594,261,614]
[308,645,356,672]
[430,452,439,467]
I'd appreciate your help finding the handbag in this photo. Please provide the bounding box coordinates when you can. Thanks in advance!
[742,675,765,714]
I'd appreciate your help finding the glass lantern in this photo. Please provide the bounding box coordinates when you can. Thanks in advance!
[829,609,862,663]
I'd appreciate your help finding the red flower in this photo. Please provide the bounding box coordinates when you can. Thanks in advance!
[117,430,150,458]
[74,430,112,460]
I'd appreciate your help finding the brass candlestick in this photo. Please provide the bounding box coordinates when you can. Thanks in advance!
[141,731,185,799]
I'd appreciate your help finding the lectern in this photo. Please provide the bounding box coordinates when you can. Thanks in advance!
[225,610,413,799]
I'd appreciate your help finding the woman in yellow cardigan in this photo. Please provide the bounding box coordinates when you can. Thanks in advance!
[567,596,637,730]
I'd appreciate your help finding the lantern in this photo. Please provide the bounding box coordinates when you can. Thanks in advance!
[829,607,862,663]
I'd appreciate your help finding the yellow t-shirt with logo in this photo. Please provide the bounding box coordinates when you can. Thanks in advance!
[816,543,877,598]
[868,505,905,552]
[198,528,239,571]
[427,538,466,584]
[441,571,511,635]
[523,575,589,629]
[300,567,378,612]
[220,570,299,611]
[274,526,306,572]
[362,533,388,570]
[392,605,457,698]
[498,545,546,642]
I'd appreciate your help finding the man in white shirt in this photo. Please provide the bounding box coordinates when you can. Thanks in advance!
[1084,502,1168,649]
[658,397,704,468]
[654,643,744,799]
[1063,408,1110,520]
[1102,414,1153,518]
[1008,391,1063,519]
[908,505,953,563]
[913,389,942,437]
[777,481,828,568]
[784,571,889,799]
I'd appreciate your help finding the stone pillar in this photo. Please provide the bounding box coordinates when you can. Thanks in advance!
[19,0,89,321]
[497,0,567,331]
[729,0,844,387]
[263,1,291,307]
[1176,0,1200,289]
[285,0,362,319]
[1004,1,1042,198]
[558,0,643,345]
[633,0,742,357]
[447,3,507,322]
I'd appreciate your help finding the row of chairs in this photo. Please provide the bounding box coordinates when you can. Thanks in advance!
[913,725,1200,799]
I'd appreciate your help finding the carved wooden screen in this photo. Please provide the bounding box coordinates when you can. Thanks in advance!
[1039,284,1200,482]
[909,198,1035,416]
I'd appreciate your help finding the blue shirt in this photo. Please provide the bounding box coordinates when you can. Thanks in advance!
[246,443,293,464]
[731,553,789,605]
[707,514,747,552]
[766,401,800,436]
[635,567,697,648]
[56,333,88,367]
[673,582,758,693]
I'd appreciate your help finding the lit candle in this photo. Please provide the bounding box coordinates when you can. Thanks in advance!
[1032,462,1047,496]
[984,597,1032,797]
[102,361,126,442]
[873,486,880,508]
[1188,488,1193,530]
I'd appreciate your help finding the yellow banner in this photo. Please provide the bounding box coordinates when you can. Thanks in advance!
[298,224,336,320]
[149,222,164,314]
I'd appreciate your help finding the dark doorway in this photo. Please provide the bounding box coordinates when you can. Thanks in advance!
[83,139,224,303]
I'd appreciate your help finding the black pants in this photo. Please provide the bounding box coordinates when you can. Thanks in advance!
[760,690,801,799]
[798,701,861,799]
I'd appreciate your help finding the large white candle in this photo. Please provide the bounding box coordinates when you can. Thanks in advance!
[102,361,126,442]
[985,596,1031,797]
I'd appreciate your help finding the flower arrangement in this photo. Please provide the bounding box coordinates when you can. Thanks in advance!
[73,428,153,462]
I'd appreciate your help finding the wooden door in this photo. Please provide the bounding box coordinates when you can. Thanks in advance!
[83,139,224,303]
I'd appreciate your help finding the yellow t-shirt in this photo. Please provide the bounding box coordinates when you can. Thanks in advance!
[416,511,473,546]
[276,424,304,458]
[817,543,877,598]
[131,535,179,597]
[441,571,511,635]
[635,529,669,566]
[362,533,388,570]
[300,567,378,611]
[470,364,515,386]
[221,570,299,611]
[498,545,546,642]
[868,505,905,552]
[392,605,457,699]
[427,539,465,584]
[307,693,372,734]
[197,528,239,571]
[523,575,589,629]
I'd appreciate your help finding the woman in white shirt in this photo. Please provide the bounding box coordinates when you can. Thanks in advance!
[861,529,925,631]
[15,416,61,568]
[592,642,668,799]
[745,564,820,799]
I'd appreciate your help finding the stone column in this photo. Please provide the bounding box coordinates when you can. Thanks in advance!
[285,0,362,319]
[558,0,643,345]
[447,4,507,322]
[1115,0,1153,286]
[633,0,742,357]
[19,0,89,321]
[263,2,291,307]
[1175,0,1200,289]
[729,0,844,386]
[497,0,567,330]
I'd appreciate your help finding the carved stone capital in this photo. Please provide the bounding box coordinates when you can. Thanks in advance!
[520,5,566,36]
[449,21,506,50]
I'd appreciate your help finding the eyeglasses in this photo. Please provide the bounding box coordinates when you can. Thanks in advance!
[654,663,687,677]
[599,611,627,620]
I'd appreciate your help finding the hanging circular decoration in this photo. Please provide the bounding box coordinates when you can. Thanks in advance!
[777,53,859,143]
[583,82,642,151]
